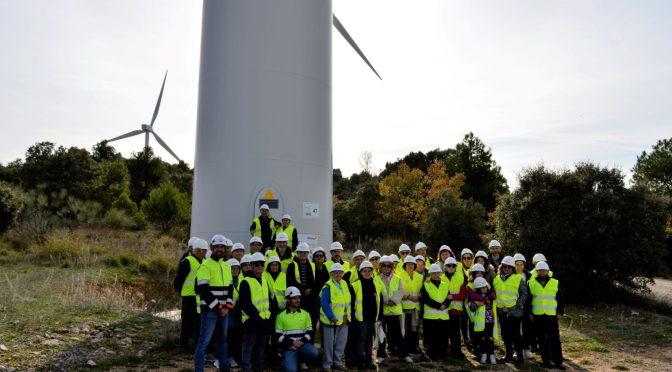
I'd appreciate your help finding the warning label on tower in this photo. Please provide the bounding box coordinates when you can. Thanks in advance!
[303,202,319,219]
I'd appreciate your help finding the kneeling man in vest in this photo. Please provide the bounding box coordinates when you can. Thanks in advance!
[276,286,319,372]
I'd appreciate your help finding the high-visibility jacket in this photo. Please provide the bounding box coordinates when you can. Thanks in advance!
[275,308,313,344]
[196,257,233,313]
[264,271,287,310]
[348,265,360,284]
[181,256,200,297]
[422,280,450,320]
[319,279,351,325]
[528,277,559,316]
[325,260,350,273]
[292,260,316,286]
[530,269,554,279]
[275,225,296,248]
[493,273,523,309]
[456,262,471,278]
[471,297,500,340]
[441,272,465,312]
[240,276,271,323]
[252,217,276,237]
[265,248,295,273]
[352,279,382,322]
[399,270,423,311]
[379,274,403,316]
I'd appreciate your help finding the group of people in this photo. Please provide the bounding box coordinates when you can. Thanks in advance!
[173,205,566,372]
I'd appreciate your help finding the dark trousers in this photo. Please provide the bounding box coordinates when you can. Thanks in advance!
[228,325,242,363]
[460,310,471,345]
[379,315,407,358]
[500,313,523,359]
[242,330,267,370]
[447,314,464,356]
[355,321,375,366]
[422,318,448,359]
[522,316,537,351]
[180,296,200,350]
[534,315,563,366]
[403,312,420,354]
[474,323,495,355]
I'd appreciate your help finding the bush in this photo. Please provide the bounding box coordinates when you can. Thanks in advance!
[141,182,190,233]
[38,233,83,259]
[0,182,20,236]
[102,208,136,229]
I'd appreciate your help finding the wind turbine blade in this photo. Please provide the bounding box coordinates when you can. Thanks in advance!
[108,129,145,142]
[152,131,181,162]
[333,14,382,80]
[150,70,168,127]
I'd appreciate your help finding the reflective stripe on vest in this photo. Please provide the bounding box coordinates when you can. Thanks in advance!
[422,281,450,320]
[400,270,423,311]
[471,300,500,340]
[319,279,351,325]
[493,273,523,309]
[276,309,313,343]
[241,276,271,323]
[195,258,233,310]
[528,277,559,316]
[181,256,200,297]
[381,275,403,316]
[263,271,287,310]
[352,279,381,322]
[441,272,465,312]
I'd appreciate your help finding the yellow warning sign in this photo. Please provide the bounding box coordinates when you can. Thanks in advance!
[264,189,274,199]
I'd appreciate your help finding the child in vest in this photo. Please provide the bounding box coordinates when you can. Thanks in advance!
[468,277,497,365]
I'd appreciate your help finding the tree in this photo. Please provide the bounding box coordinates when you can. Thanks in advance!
[421,191,487,253]
[334,181,380,241]
[141,182,190,233]
[126,148,167,204]
[633,137,672,196]
[377,164,426,239]
[495,163,668,302]
[91,159,131,209]
[0,182,20,235]
[167,161,194,198]
[92,140,122,162]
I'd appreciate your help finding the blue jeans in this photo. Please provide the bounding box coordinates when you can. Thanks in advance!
[195,310,229,372]
[282,343,319,372]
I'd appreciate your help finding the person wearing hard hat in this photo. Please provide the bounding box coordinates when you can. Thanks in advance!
[180,236,198,261]
[224,238,234,260]
[414,255,428,281]
[377,255,413,364]
[274,214,299,250]
[436,245,454,266]
[530,253,554,278]
[390,254,400,273]
[488,240,503,268]
[524,261,565,370]
[266,232,295,273]
[414,242,434,267]
[194,238,234,372]
[232,243,245,263]
[457,248,475,351]
[265,256,288,364]
[514,253,537,359]
[286,243,317,324]
[348,261,382,369]
[346,250,366,283]
[248,236,264,256]
[441,257,467,358]
[240,255,252,274]
[368,250,381,276]
[249,204,278,251]
[325,242,350,273]
[311,247,330,332]
[227,258,242,368]
[276,286,319,372]
[475,250,496,284]
[420,263,451,359]
[468,277,499,365]
[399,255,423,356]
[493,256,528,364]
[239,252,276,371]
[320,263,351,371]
[174,238,207,353]
[397,244,412,272]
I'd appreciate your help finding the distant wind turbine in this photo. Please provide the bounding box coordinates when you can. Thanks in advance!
[107,71,181,162]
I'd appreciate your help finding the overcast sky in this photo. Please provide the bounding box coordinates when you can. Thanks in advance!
[1,0,670,187]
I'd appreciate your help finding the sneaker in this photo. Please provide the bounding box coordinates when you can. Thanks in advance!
[523,349,533,359]
[300,362,309,370]
[205,354,217,363]
[402,356,414,363]
[376,357,385,364]
[480,354,487,364]
[228,357,239,368]
[489,354,497,365]
[213,360,219,369]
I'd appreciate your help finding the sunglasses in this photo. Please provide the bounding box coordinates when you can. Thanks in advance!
[445,264,457,268]
[252,262,264,267]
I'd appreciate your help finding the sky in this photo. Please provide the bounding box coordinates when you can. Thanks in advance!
[1,0,670,187]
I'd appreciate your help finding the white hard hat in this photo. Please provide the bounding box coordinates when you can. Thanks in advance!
[470,263,485,273]
[398,244,411,253]
[329,263,344,273]
[444,257,458,266]
[535,261,550,271]
[428,263,443,274]
[513,253,526,262]
[211,234,227,246]
[368,250,381,260]
[275,232,289,242]
[285,286,301,298]
[359,261,374,271]
[474,277,489,289]
[250,252,265,263]
[227,258,240,267]
[225,238,233,246]
[501,255,515,267]
[414,242,428,251]
[415,255,425,262]
[192,238,209,251]
[282,214,292,220]
[439,245,452,253]
[232,243,245,252]
[403,256,416,265]
[296,242,310,253]
[267,256,281,265]
[240,255,252,265]
[188,237,198,248]
[475,250,488,260]
[488,240,502,248]
[312,246,326,255]
[460,248,474,257]
[330,241,344,251]
[353,249,366,258]
[380,255,393,264]
[390,254,399,262]
[532,253,547,263]
[260,204,270,210]
[249,236,263,244]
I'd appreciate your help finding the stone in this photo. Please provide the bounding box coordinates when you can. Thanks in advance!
[42,339,61,346]
[121,337,132,344]
[0,344,7,351]
[87,360,96,367]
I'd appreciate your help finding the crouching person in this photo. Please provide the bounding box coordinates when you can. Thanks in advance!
[276,286,319,372]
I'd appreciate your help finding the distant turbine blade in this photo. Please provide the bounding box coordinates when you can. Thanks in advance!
[152,131,181,162]
[150,70,168,127]
[333,14,382,80]
[108,129,145,142]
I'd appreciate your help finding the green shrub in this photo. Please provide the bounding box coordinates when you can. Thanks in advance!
[39,234,82,259]
[141,182,190,233]
[0,182,20,236]
[102,208,136,229]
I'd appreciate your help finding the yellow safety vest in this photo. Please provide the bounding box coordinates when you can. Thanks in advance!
[275,225,296,248]
[265,248,295,273]
[380,274,403,316]
[181,256,200,297]
[195,258,233,311]
[252,217,276,237]
[348,266,360,284]
[325,260,351,273]
[422,280,450,320]
[319,279,351,325]
[292,260,316,285]
[399,270,423,311]
[528,277,559,316]
[456,262,471,278]
[352,279,382,322]
[493,273,523,309]
[441,272,465,312]
[530,269,554,278]
[241,276,271,323]
[471,297,500,340]
[263,271,287,310]
[275,308,312,343]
